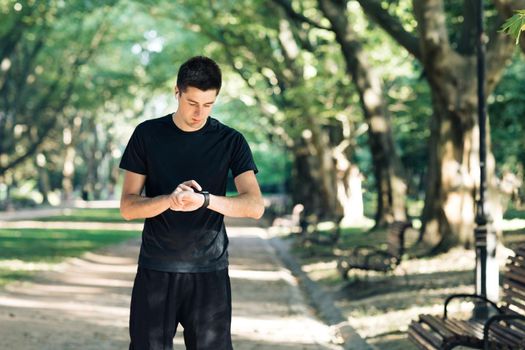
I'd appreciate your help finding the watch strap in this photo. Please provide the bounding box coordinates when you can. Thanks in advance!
[200,191,210,209]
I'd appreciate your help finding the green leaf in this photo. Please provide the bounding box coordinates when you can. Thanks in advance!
[500,10,525,45]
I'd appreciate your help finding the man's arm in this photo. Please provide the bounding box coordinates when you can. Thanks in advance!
[208,170,265,219]
[171,171,264,219]
[120,170,174,221]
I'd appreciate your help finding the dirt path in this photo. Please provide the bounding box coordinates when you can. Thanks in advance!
[0,219,342,350]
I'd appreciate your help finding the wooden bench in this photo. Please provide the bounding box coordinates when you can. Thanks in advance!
[336,221,412,280]
[408,245,525,350]
[271,204,304,233]
[300,216,342,247]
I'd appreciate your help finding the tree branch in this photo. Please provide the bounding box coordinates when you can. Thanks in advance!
[271,0,332,31]
[0,0,42,61]
[355,0,422,60]
[267,2,317,53]
[202,4,293,146]
[0,9,112,176]
[0,119,56,177]
[412,0,451,63]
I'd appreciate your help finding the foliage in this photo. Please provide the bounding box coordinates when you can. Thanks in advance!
[386,65,432,200]
[0,0,524,231]
[500,10,525,44]
[489,55,525,178]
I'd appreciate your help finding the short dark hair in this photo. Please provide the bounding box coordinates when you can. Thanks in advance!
[176,56,222,93]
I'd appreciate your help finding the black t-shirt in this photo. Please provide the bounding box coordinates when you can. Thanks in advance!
[119,114,258,272]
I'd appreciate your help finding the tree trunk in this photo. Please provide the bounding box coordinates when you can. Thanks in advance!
[35,153,51,205]
[291,126,343,222]
[412,0,515,252]
[291,118,366,224]
[318,0,408,227]
[61,127,76,202]
[421,87,479,249]
[420,56,508,251]
[338,163,365,225]
[107,157,119,200]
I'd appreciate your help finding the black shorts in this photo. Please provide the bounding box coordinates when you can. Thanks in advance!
[129,267,233,350]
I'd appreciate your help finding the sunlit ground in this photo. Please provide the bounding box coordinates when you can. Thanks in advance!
[0,208,143,286]
[0,216,341,350]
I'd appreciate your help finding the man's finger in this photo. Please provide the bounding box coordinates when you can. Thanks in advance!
[178,184,193,192]
[182,180,202,191]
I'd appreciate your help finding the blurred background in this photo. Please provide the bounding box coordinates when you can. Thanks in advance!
[1,1,525,348]
[1,0,523,245]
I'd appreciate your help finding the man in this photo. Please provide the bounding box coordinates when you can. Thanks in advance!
[119,56,264,350]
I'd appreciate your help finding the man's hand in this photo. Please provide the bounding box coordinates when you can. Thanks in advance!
[176,180,202,193]
[169,180,205,212]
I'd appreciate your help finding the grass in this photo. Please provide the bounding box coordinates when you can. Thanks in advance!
[0,223,140,286]
[37,208,141,223]
[504,204,525,220]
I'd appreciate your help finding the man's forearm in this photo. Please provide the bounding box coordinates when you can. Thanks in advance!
[207,193,264,219]
[120,194,171,221]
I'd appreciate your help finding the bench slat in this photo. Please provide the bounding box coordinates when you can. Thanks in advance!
[446,318,483,339]
[490,323,523,347]
[419,315,456,339]
[409,244,525,350]
[506,267,525,285]
[502,293,525,314]
[408,321,442,349]
[503,277,525,296]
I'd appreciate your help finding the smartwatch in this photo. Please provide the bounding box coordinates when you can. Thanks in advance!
[200,191,210,209]
[192,188,210,209]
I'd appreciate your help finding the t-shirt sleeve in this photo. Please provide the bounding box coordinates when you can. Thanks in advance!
[119,124,147,175]
[230,132,258,178]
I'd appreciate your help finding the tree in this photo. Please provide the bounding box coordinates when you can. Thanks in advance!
[153,0,366,223]
[0,1,119,178]
[357,0,525,251]
[273,0,409,227]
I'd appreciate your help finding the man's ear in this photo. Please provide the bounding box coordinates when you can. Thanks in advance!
[174,86,180,97]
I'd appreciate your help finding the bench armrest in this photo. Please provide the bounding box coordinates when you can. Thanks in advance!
[483,314,525,350]
[365,250,399,265]
[363,249,396,263]
[337,245,377,259]
[443,293,501,319]
[353,244,380,252]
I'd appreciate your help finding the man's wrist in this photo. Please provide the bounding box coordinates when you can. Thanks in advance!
[163,194,172,209]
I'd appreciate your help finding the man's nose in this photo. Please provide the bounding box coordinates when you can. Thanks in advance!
[195,107,205,117]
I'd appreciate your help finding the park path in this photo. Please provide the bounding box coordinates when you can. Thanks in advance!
[0,217,342,350]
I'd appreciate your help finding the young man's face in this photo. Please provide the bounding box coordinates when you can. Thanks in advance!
[173,86,218,132]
